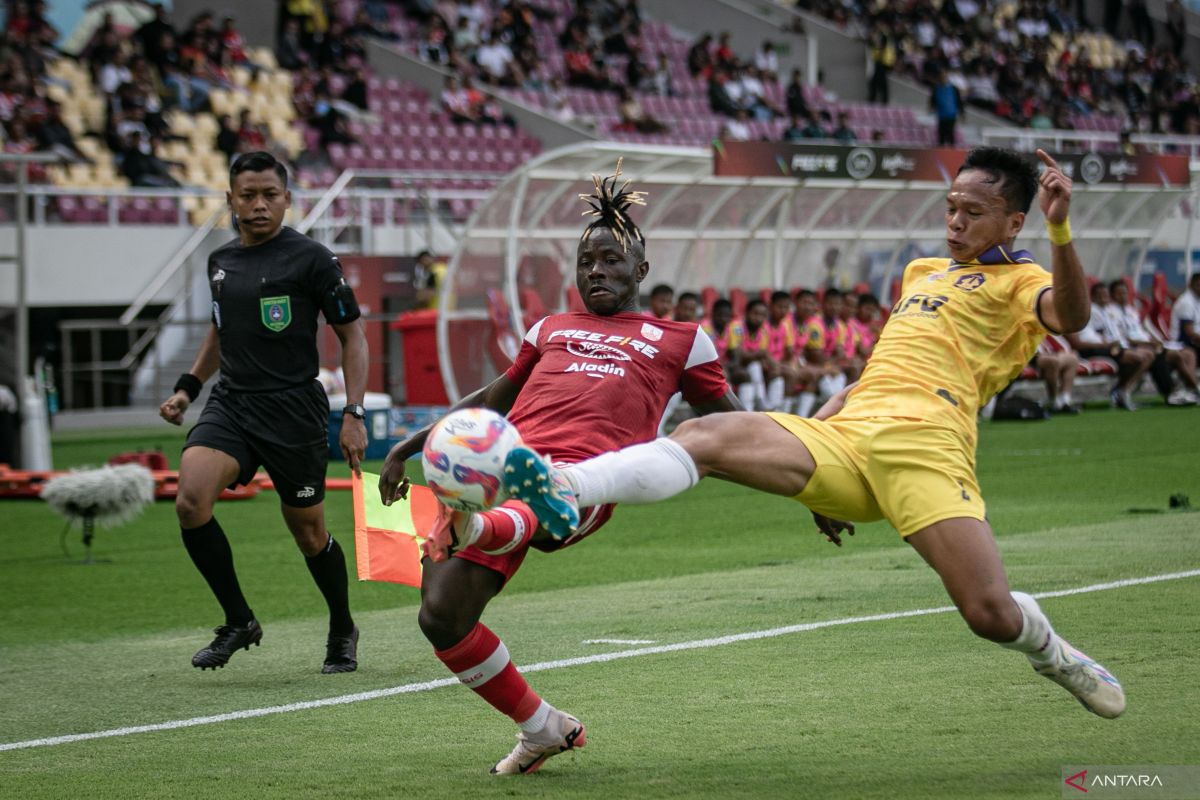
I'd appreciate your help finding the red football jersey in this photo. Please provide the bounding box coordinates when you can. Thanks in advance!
[504,311,728,463]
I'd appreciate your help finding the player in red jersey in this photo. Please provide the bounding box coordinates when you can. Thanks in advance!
[377,162,739,776]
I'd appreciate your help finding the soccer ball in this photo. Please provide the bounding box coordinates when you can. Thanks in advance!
[421,408,522,512]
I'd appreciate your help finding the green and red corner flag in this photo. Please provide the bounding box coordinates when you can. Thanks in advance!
[352,471,439,587]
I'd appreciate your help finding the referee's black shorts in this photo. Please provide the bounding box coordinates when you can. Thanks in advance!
[185,381,330,507]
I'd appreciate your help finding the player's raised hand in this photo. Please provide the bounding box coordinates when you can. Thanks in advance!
[377,446,411,506]
[812,512,855,547]
[1035,148,1071,225]
[159,391,190,426]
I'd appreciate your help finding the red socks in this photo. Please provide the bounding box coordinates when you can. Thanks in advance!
[473,504,538,555]
[435,623,542,724]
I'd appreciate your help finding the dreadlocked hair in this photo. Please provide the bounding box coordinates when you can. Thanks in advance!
[579,157,648,253]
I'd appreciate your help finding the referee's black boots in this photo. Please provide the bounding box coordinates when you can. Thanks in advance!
[321,626,359,674]
[191,619,263,670]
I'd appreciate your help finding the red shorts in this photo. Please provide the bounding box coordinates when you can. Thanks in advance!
[453,499,616,584]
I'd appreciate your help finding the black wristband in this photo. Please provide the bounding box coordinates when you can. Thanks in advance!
[174,373,203,402]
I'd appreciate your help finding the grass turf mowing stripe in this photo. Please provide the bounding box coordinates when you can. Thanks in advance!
[3,567,1197,753]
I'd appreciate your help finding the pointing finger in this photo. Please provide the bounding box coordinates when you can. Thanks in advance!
[1035,148,1059,171]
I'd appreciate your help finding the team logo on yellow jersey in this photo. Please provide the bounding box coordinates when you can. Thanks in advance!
[954,273,986,292]
[892,293,949,317]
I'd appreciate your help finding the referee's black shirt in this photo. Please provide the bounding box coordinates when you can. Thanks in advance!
[207,227,346,392]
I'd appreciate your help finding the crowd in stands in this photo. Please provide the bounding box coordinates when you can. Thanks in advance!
[0,0,67,180]
[798,0,1200,137]
[645,274,1200,422]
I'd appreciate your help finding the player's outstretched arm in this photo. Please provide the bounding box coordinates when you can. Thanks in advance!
[1034,149,1089,334]
[334,318,369,475]
[159,324,220,426]
[378,373,523,505]
[688,389,743,416]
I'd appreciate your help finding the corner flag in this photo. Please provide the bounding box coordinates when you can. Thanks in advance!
[352,471,439,587]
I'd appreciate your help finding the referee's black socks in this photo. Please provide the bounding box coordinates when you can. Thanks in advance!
[181,517,255,626]
[305,535,355,637]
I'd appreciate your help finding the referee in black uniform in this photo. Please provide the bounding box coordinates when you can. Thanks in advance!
[160,152,369,673]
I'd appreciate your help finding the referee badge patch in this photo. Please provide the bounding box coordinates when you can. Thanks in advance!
[260,296,292,332]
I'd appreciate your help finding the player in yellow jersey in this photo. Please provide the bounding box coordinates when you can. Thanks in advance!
[505,147,1126,720]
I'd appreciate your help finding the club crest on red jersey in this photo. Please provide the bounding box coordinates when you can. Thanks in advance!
[641,322,663,342]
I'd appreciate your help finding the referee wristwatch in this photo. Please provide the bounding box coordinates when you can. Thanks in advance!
[342,403,366,420]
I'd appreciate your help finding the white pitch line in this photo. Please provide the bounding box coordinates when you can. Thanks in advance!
[582,639,658,645]
[3,568,1198,754]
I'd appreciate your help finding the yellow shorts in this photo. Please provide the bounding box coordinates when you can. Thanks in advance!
[765,414,986,537]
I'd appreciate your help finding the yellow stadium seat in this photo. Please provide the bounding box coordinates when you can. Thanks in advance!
[66,163,93,185]
[231,66,252,88]
[252,47,278,70]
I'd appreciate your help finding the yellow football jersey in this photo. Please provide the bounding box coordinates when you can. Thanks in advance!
[841,246,1054,445]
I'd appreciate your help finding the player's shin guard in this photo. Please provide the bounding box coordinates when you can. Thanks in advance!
[1002,591,1063,668]
[436,623,543,725]
[475,505,539,555]
[564,437,699,507]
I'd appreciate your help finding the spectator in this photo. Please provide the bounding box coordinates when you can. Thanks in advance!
[441,75,474,122]
[616,86,669,134]
[1108,280,1199,405]
[674,291,700,323]
[477,31,521,87]
[782,114,806,142]
[831,111,857,143]
[215,113,239,160]
[798,111,827,138]
[342,67,369,111]
[868,31,895,105]
[649,283,674,319]
[701,297,748,388]
[714,32,736,69]
[931,69,962,147]
[310,91,355,147]
[136,3,176,68]
[737,67,780,120]
[755,41,779,82]
[121,132,181,187]
[793,288,818,329]
[1066,282,1154,410]
[236,108,268,152]
[1034,335,1083,413]
[721,108,752,140]
[848,293,880,360]
[463,76,515,127]
[650,51,676,97]
[35,100,89,162]
[784,68,809,119]
[277,18,308,70]
[708,69,740,117]
[802,288,852,400]
[1169,273,1200,362]
[687,33,713,78]
[564,42,615,91]
[414,249,446,309]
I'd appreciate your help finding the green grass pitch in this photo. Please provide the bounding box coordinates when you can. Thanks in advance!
[1,406,1198,798]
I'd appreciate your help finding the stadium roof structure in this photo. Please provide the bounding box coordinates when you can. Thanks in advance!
[436,141,1191,401]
